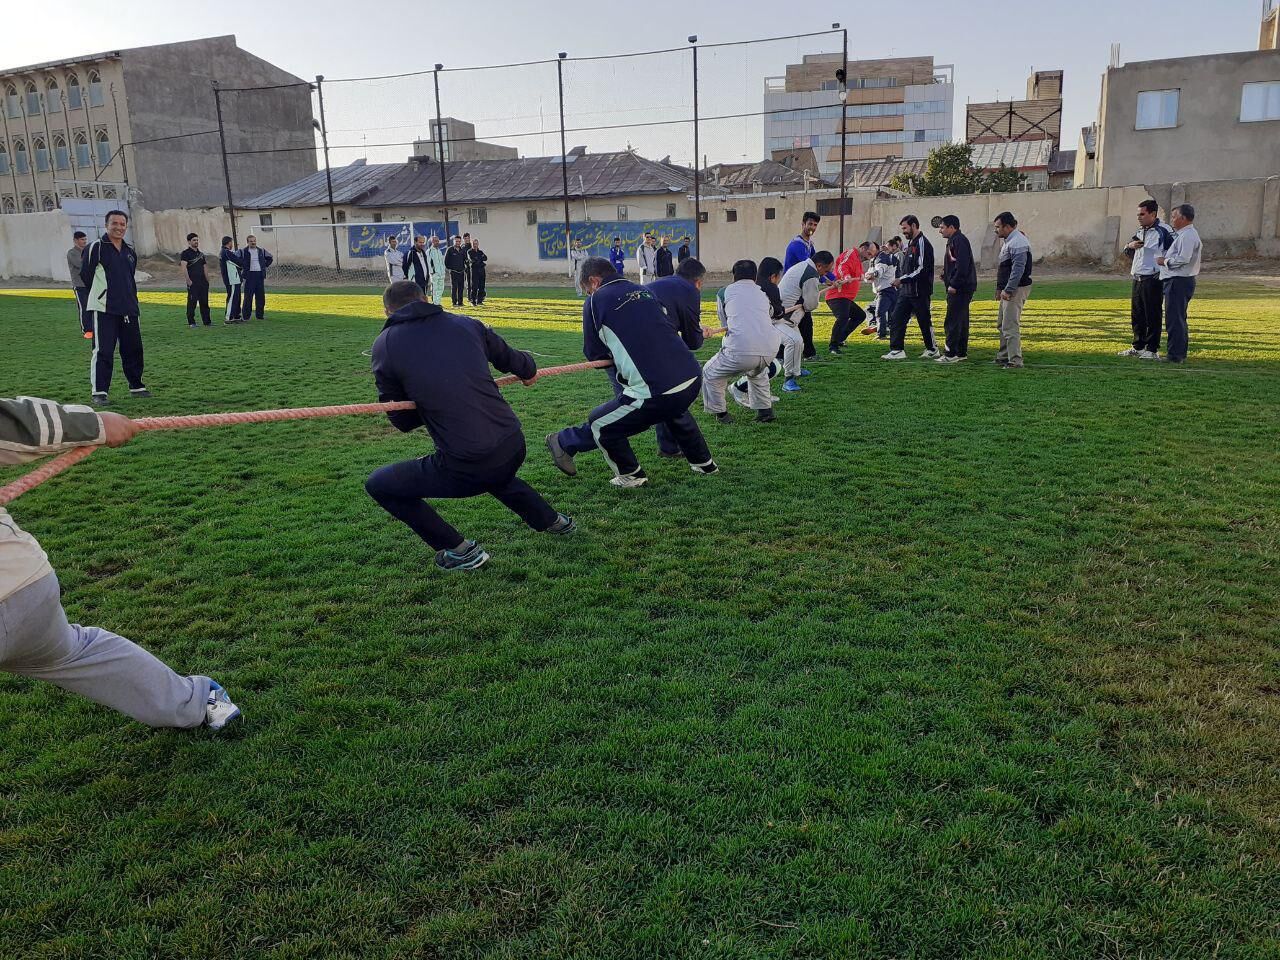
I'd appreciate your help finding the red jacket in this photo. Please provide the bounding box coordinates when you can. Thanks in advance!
[824,248,863,301]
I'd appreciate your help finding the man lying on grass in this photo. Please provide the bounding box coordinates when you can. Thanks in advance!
[1,397,240,730]
[366,280,576,572]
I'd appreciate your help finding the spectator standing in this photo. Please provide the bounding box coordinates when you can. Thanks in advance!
[68,231,92,338]
[444,236,467,307]
[384,236,404,283]
[180,233,212,329]
[655,237,675,278]
[636,234,659,285]
[1156,204,1201,364]
[82,210,150,406]
[937,215,977,362]
[403,235,431,298]
[466,238,488,306]
[882,216,939,361]
[240,234,273,320]
[677,236,692,264]
[993,211,1033,369]
[570,240,589,296]
[427,235,446,304]
[219,237,245,325]
[1120,199,1174,359]
[608,236,626,277]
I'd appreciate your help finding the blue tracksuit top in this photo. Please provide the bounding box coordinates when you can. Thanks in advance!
[371,300,536,462]
[783,234,814,272]
[609,245,626,274]
[581,278,702,400]
[645,275,704,351]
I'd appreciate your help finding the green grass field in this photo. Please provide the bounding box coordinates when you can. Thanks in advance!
[1,279,1278,959]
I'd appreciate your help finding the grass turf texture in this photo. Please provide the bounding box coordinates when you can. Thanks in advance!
[1,280,1278,959]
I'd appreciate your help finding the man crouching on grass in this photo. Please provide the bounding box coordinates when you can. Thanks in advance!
[365,280,576,571]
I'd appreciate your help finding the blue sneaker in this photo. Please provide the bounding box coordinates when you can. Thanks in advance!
[783,378,802,392]
[435,540,490,571]
[797,368,813,377]
[204,681,241,731]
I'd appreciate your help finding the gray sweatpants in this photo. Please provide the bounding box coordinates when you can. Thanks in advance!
[0,573,209,728]
[702,349,775,413]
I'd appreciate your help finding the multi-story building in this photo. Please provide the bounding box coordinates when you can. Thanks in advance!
[0,36,315,216]
[413,118,519,162]
[966,70,1064,148]
[763,55,954,182]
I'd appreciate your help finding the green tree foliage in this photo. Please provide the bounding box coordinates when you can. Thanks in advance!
[889,143,1027,196]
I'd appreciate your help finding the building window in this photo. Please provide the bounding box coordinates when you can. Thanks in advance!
[33,138,49,173]
[526,208,537,225]
[88,71,105,107]
[816,198,853,216]
[765,207,776,220]
[0,144,7,176]
[259,214,273,227]
[4,85,18,119]
[21,195,34,213]
[335,210,346,223]
[96,129,112,166]
[45,78,60,113]
[914,129,926,142]
[616,204,629,220]
[41,193,56,212]
[666,202,677,218]
[53,135,69,171]
[1241,81,1280,122]
[74,131,90,168]
[725,209,737,223]
[372,212,382,223]
[697,211,708,224]
[1136,89,1179,130]
[66,75,82,110]
[13,139,28,175]
[24,81,40,115]
[80,188,96,199]
[467,207,487,225]
[102,187,116,199]
[1,196,14,214]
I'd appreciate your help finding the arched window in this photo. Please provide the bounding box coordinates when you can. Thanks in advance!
[2,196,15,215]
[87,71,105,107]
[13,139,28,175]
[53,134,69,170]
[4,84,18,119]
[74,131,91,167]
[24,80,40,115]
[0,143,8,176]
[66,74,82,110]
[45,77,60,113]
[41,193,56,212]
[95,129,112,167]
[33,137,48,173]
[21,195,35,213]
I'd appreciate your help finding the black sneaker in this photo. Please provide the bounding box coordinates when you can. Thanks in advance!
[90,393,109,407]
[829,347,842,355]
[545,433,577,477]
[544,513,577,535]
[657,450,684,459]
[690,460,719,475]
[714,411,733,424]
[755,408,777,423]
[435,540,489,571]
[129,388,152,398]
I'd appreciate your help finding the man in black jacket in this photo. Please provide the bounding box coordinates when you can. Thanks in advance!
[403,235,431,298]
[937,215,977,363]
[443,237,467,307]
[882,215,939,361]
[82,209,150,405]
[655,237,674,278]
[466,238,488,306]
[365,281,575,571]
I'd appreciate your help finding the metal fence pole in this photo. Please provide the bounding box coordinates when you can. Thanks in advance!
[556,53,572,280]
[212,81,238,247]
[690,36,701,257]
[837,23,848,252]
[314,75,342,273]
[432,65,450,239]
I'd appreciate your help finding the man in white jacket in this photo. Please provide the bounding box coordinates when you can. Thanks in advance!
[777,251,834,392]
[702,260,782,424]
[636,234,659,285]
[1,397,240,730]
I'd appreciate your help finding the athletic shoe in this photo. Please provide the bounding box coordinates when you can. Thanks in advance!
[755,408,777,423]
[188,324,196,330]
[610,470,649,489]
[829,347,842,356]
[1117,347,1140,356]
[714,411,733,424]
[1004,360,1024,369]
[993,358,1009,366]
[797,368,813,377]
[545,433,577,477]
[729,385,752,409]
[657,450,684,459]
[129,388,152,398]
[860,325,876,336]
[1138,350,1159,360]
[90,393,109,407]
[935,354,964,364]
[690,460,719,475]
[82,331,93,339]
[881,350,907,361]
[544,513,577,535]
[921,348,942,359]
[204,681,241,731]
[783,378,802,392]
[435,540,489,571]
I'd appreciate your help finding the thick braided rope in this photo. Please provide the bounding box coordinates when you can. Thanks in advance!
[0,359,613,507]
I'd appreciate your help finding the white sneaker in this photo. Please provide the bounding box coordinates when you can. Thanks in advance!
[729,383,752,408]
[881,350,907,360]
[609,470,649,488]
[935,354,964,364]
[1117,348,1140,357]
[920,348,942,359]
[204,681,241,731]
[1138,350,1159,360]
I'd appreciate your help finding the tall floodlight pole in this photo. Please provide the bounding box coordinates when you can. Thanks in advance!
[433,65,450,238]
[557,53,572,280]
[836,23,848,252]
[690,35,701,256]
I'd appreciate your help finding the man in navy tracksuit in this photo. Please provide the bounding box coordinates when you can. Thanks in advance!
[82,209,150,405]
[219,236,246,324]
[365,281,575,571]
[240,235,273,319]
[546,257,717,488]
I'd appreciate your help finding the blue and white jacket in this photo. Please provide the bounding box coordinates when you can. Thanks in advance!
[581,278,702,401]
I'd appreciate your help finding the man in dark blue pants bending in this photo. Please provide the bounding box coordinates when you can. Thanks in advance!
[546,257,717,488]
[365,281,575,572]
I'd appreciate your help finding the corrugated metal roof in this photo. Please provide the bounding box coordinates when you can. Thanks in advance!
[703,160,807,191]
[359,150,694,208]
[970,140,1053,171]
[1048,149,1076,175]
[840,158,926,189]
[239,160,403,209]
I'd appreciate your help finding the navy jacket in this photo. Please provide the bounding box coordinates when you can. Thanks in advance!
[372,301,536,463]
[219,247,246,287]
[240,246,273,275]
[645,275,704,351]
[403,246,430,285]
[609,245,626,275]
[943,232,977,292]
[81,234,139,316]
[581,278,701,400]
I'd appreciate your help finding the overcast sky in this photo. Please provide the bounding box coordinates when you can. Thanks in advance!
[1,0,1266,168]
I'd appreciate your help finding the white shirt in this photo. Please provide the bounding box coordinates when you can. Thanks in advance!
[1130,221,1172,277]
[716,280,781,358]
[384,246,402,276]
[1159,224,1202,280]
[248,248,262,271]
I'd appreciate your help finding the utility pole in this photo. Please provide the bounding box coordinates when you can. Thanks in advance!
[837,23,848,252]
[315,75,342,272]
[433,65,450,238]
[212,81,238,246]
[557,53,572,278]
[690,35,701,257]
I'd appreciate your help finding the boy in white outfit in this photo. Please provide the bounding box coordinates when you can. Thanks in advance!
[776,251,834,392]
[702,260,782,424]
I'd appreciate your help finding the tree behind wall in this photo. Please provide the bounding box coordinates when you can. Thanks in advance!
[889,143,1026,196]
